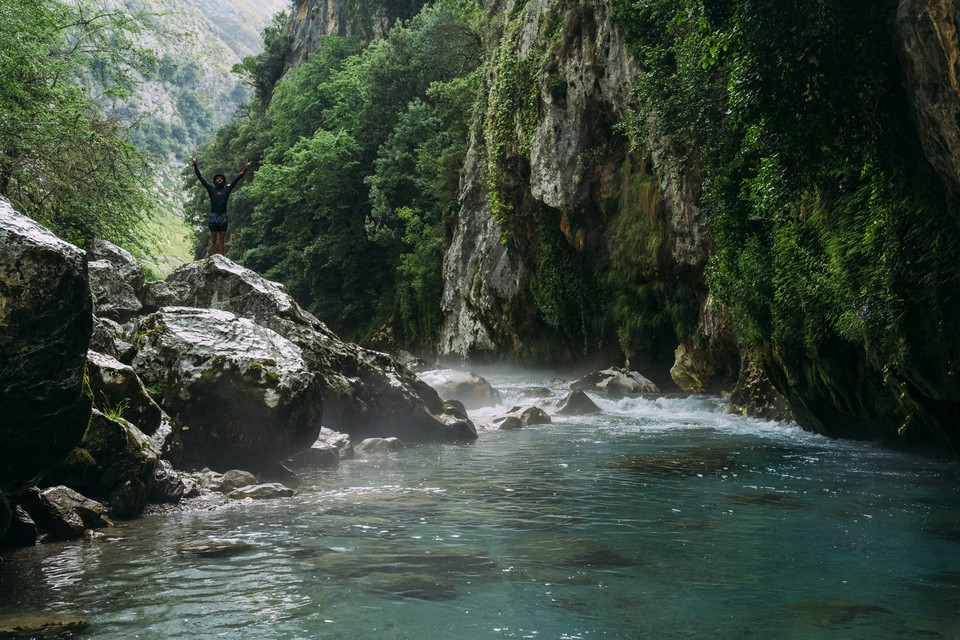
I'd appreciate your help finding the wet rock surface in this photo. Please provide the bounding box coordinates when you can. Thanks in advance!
[571,367,659,397]
[19,486,113,540]
[0,201,92,495]
[131,307,324,470]
[556,390,602,415]
[87,239,144,323]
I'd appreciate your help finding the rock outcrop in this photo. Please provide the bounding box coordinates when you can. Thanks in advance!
[162,256,477,443]
[0,200,92,495]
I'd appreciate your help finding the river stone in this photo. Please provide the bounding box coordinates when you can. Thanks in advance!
[163,255,477,443]
[571,367,659,397]
[218,469,259,494]
[20,486,112,539]
[227,483,296,500]
[417,369,503,409]
[556,390,602,415]
[520,406,552,426]
[0,200,92,495]
[315,427,354,459]
[87,350,182,462]
[131,307,324,470]
[87,239,143,322]
[355,437,405,454]
[728,354,793,421]
[177,539,253,557]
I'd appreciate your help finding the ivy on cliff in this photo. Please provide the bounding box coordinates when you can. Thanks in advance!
[613,0,960,442]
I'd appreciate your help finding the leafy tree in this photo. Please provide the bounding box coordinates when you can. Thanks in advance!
[0,0,160,247]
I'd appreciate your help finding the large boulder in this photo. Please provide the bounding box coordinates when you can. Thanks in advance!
[87,239,143,323]
[0,200,92,495]
[556,390,602,415]
[45,409,160,519]
[90,316,135,362]
[130,307,324,470]
[571,367,659,397]
[417,369,503,410]
[162,256,477,443]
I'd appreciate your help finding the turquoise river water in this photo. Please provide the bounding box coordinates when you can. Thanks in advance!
[1,371,959,639]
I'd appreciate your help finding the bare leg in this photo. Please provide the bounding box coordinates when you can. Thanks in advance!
[217,232,227,255]
[210,233,217,256]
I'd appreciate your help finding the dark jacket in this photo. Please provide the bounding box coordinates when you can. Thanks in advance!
[194,164,247,214]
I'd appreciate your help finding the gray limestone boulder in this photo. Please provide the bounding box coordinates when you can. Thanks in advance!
[87,239,143,323]
[163,256,477,443]
[418,369,503,410]
[496,416,523,430]
[20,486,112,540]
[130,307,324,470]
[571,367,659,397]
[556,390,602,416]
[90,316,135,362]
[139,279,180,313]
[0,200,92,495]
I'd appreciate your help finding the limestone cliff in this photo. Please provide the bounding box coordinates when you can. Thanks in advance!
[439,0,727,380]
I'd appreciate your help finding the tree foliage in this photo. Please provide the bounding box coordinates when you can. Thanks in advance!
[0,0,160,247]
[189,0,483,342]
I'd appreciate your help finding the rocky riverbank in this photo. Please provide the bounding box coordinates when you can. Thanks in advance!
[0,199,476,544]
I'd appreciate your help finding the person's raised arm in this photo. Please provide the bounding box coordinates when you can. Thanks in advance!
[238,159,251,178]
[192,156,208,186]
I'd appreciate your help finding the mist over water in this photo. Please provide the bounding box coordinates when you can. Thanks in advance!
[2,370,959,639]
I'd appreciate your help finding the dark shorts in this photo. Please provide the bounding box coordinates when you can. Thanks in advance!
[208,212,228,232]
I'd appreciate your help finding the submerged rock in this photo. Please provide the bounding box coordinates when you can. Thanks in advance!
[571,367,659,397]
[177,538,253,557]
[131,307,324,470]
[162,256,476,443]
[417,369,503,409]
[0,201,92,496]
[0,612,89,638]
[227,483,296,500]
[556,390,602,415]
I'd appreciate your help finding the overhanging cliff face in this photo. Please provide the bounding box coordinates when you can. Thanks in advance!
[440,0,713,364]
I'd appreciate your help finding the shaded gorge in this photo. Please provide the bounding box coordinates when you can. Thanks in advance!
[1,372,959,639]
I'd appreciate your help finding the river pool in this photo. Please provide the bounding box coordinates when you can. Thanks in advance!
[1,371,959,639]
